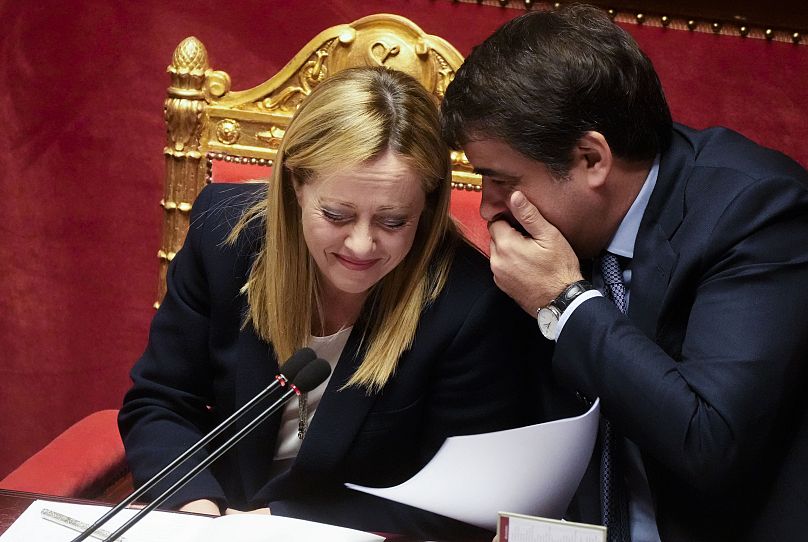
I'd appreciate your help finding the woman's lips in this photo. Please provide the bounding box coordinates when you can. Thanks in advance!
[334,254,379,271]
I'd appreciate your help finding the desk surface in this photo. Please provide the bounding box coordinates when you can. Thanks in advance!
[1,489,61,534]
[0,489,436,541]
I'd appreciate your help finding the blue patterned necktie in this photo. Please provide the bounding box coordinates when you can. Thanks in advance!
[599,252,631,542]
[600,252,628,313]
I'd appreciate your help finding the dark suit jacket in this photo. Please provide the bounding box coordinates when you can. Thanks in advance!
[557,125,808,541]
[119,183,551,540]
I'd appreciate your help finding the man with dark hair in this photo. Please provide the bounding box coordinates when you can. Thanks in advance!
[443,4,808,541]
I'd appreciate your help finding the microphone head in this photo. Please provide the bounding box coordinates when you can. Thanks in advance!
[280,348,317,382]
[292,358,331,393]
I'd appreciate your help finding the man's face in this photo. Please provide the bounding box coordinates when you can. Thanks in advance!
[463,138,601,257]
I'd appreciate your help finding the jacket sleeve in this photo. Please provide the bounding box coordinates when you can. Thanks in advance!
[554,173,808,495]
[118,185,228,510]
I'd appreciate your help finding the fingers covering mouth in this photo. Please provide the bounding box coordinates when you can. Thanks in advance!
[490,212,530,236]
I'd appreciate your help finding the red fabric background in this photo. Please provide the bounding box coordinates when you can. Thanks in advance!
[0,0,806,479]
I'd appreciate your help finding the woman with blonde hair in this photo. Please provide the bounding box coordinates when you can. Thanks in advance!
[119,67,546,540]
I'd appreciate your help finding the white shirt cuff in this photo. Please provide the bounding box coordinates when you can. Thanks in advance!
[555,290,603,341]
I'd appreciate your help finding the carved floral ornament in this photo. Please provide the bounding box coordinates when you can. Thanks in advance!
[215,119,241,145]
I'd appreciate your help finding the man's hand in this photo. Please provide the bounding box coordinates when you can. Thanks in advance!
[488,191,583,315]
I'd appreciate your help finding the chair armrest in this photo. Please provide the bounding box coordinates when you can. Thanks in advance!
[0,409,128,499]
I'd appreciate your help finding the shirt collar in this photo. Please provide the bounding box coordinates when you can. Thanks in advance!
[606,154,660,259]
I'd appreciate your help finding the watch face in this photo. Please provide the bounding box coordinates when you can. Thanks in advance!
[537,307,558,340]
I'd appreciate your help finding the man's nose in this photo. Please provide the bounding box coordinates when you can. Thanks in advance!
[479,182,506,222]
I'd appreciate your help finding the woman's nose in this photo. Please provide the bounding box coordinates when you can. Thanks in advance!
[344,223,374,255]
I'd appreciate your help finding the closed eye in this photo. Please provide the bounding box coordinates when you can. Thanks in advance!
[484,176,516,188]
[321,208,350,223]
[379,217,408,230]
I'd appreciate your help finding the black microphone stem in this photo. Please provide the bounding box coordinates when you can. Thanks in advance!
[69,377,288,542]
[101,387,300,542]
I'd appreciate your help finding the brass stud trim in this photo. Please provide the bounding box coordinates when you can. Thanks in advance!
[451,182,483,192]
[453,2,805,45]
[206,152,273,166]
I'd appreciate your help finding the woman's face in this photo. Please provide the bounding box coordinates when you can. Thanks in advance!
[295,150,426,303]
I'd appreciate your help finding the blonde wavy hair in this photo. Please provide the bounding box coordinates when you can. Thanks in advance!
[228,67,460,392]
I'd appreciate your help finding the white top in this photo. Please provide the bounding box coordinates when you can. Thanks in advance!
[272,327,353,461]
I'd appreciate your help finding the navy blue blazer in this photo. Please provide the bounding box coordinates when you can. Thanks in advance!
[119,183,552,540]
[558,125,808,541]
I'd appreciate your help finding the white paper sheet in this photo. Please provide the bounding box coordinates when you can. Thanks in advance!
[195,514,384,542]
[347,398,600,531]
[0,499,383,542]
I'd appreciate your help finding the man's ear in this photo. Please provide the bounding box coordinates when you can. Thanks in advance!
[572,131,612,189]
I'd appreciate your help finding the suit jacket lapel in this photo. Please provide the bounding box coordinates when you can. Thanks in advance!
[629,128,690,338]
[630,223,677,338]
[294,325,379,478]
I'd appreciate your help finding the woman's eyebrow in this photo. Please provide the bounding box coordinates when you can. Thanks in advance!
[319,198,413,213]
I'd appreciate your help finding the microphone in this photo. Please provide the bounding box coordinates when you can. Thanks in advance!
[70,348,318,542]
[99,357,332,542]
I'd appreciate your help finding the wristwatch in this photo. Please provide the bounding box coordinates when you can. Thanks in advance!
[537,280,594,340]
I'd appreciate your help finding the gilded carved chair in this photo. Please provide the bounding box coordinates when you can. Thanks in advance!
[0,13,483,502]
[157,12,484,306]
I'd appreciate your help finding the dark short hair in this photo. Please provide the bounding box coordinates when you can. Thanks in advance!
[442,3,672,177]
